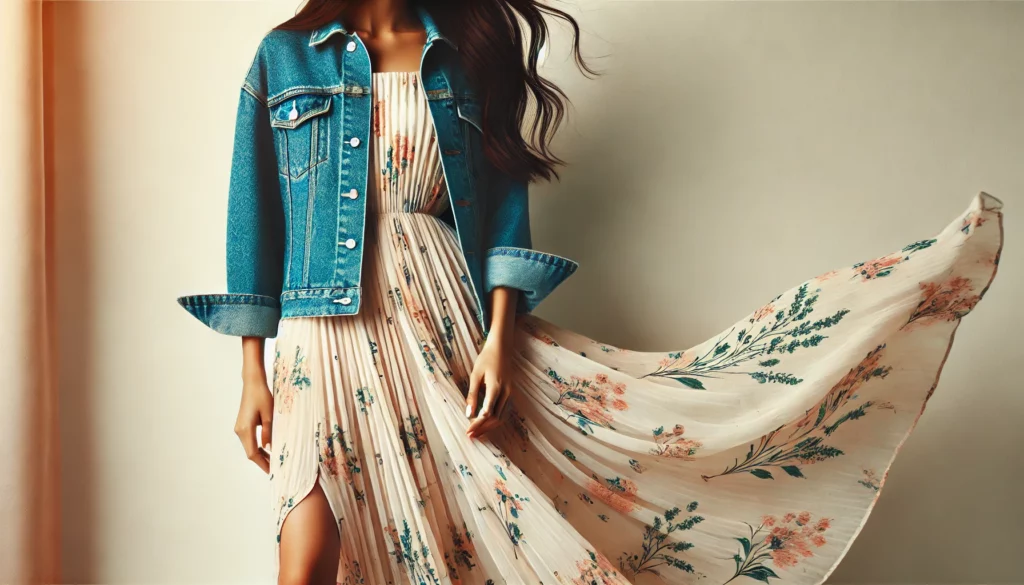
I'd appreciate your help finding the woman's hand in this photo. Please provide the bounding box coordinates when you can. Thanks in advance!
[466,286,518,440]
[235,336,274,473]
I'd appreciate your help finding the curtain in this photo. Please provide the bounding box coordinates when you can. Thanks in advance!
[0,0,62,582]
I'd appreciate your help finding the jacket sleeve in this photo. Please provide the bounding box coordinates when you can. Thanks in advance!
[176,84,285,338]
[482,170,579,315]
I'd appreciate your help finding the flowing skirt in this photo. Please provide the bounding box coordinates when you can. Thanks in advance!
[268,191,1004,585]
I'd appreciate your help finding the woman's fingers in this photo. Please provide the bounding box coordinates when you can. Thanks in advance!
[468,409,504,439]
[479,371,500,417]
[466,367,483,419]
[467,379,512,440]
[494,381,512,420]
[259,407,274,474]
[235,418,270,474]
[235,400,271,474]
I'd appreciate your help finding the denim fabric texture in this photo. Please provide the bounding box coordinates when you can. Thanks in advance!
[176,3,579,338]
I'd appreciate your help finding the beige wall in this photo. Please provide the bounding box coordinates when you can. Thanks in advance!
[53,1,1022,583]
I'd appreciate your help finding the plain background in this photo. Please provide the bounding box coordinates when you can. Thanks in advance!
[50,1,1022,583]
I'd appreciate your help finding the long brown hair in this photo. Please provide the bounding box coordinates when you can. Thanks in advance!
[274,0,598,183]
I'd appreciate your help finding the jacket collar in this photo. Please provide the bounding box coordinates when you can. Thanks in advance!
[308,3,457,51]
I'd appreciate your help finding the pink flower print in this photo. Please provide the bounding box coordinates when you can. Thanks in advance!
[814,269,839,282]
[392,132,414,167]
[906,275,980,329]
[372,100,385,137]
[960,211,987,234]
[858,469,881,491]
[657,350,695,370]
[585,476,639,514]
[549,369,629,434]
[752,302,777,322]
[650,424,703,460]
[276,386,297,414]
[731,511,831,577]
[494,480,521,511]
[274,346,311,415]
[556,550,623,585]
[854,252,905,281]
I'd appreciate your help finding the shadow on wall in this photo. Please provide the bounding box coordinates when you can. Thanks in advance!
[46,1,99,581]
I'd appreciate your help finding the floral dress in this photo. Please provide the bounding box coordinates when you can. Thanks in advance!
[267,70,1005,585]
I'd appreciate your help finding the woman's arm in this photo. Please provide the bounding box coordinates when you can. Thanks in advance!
[236,336,274,473]
[465,285,519,439]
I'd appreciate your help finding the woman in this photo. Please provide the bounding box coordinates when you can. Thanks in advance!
[177,0,1006,584]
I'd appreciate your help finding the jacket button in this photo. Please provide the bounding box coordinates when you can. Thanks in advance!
[348,136,361,147]
[344,238,357,249]
[346,41,357,52]
[344,188,359,199]
[340,297,352,305]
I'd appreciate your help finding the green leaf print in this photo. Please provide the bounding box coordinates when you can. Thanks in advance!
[618,502,704,578]
[645,283,849,389]
[494,478,530,555]
[396,518,440,585]
[400,415,427,458]
[781,466,804,478]
[674,377,705,389]
[702,344,891,482]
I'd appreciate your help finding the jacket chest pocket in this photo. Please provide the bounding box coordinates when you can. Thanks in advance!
[271,93,333,180]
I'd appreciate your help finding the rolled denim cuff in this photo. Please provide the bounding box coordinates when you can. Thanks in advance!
[483,246,579,313]
[177,293,281,338]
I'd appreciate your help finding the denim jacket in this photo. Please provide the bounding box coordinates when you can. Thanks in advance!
[176,3,578,338]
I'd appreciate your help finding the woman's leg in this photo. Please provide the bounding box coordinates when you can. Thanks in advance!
[277,475,341,585]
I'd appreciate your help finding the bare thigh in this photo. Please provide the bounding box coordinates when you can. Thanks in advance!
[278,474,341,585]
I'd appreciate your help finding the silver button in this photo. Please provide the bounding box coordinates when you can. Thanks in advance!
[346,41,357,52]
[344,238,357,249]
[288,103,298,121]
[339,297,352,305]
[345,188,359,199]
[348,136,361,147]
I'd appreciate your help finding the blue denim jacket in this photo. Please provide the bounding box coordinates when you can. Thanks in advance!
[176,4,578,338]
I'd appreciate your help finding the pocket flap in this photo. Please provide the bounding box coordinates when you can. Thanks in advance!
[271,93,333,129]
[456,97,483,133]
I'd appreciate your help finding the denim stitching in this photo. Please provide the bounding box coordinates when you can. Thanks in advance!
[178,294,280,308]
[485,246,580,270]
[269,98,332,130]
[267,84,369,108]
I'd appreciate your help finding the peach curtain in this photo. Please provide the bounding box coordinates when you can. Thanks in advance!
[0,0,61,582]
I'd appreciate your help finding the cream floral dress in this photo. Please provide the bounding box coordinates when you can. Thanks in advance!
[267,70,1005,585]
